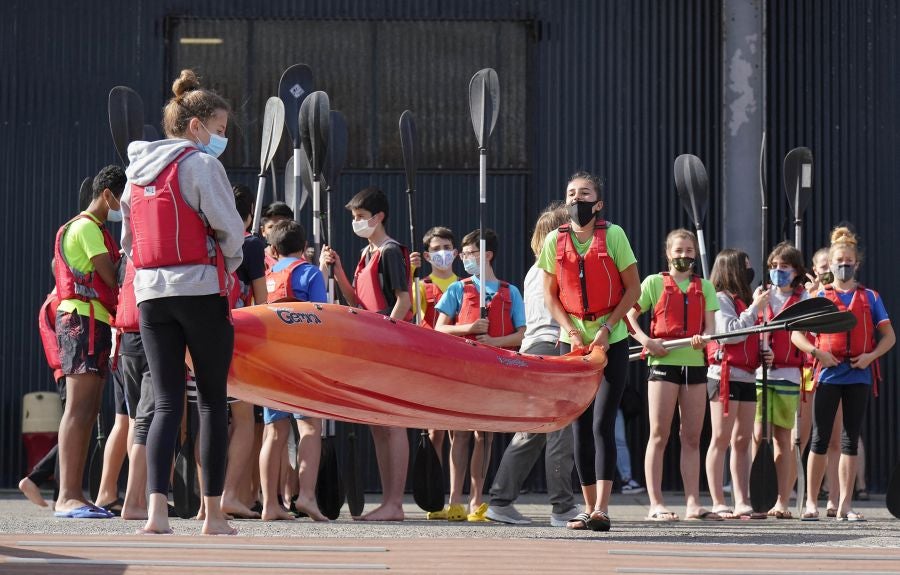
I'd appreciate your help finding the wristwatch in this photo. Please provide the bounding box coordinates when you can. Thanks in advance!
[567,328,580,337]
[599,322,611,334]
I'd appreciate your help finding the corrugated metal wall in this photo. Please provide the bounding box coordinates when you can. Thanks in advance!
[3,0,897,495]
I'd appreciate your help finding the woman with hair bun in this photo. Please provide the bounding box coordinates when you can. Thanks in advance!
[121,69,245,535]
[792,227,895,522]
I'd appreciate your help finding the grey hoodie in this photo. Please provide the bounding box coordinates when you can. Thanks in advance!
[121,139,244,304]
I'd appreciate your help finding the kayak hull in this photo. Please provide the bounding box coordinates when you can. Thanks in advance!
[217,303,606,433]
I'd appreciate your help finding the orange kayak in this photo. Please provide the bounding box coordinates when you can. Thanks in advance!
[219,302,606,433]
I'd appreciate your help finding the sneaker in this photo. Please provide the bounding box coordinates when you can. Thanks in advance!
[426,506,448,520]
[467,502,489,522]
[620,479,645,494]
[486,504,531,525]
[550,505,580,528]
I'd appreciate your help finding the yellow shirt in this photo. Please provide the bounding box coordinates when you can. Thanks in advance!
[56,213,114,324]
[412,272,458,320]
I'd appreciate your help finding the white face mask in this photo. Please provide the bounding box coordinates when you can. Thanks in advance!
[106,197,122,222]
[428,249,455,271]
[352,217,376,238]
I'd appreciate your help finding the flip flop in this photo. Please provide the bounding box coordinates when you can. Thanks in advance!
[98,497,124,517]
[767,509,793,519]
[711,507,737,519]
[685,510,724,522]
[646,511,679,522]
[54,504,114,519]
[837,511,866,522]
[800,510,820,522]
[826,508,837,518]
[566,512,591,530]
[587,509,611,532]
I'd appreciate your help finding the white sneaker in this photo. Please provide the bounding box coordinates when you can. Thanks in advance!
[620,479,645,494]
[485,504,531,525]
[550,505,580,527]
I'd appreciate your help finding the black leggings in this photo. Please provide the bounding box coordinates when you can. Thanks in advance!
[810,383,870,456]
[562,338,628,485]
[139,295,233,497]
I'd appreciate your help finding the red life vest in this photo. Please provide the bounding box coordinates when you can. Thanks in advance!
[554,221,624,320]
[266,259,314,303]
[420,277,447,329]
[128,147,227,297]
[264,250,278,274]
[113,259,139,333]
[650,272,705,339]
[457,277,518,350]
[706,295,760,416]
[767,289,806,368]
[816,285,881,390]
[353,239,412,318]
[53,213,120,315]
[37,290,64,382]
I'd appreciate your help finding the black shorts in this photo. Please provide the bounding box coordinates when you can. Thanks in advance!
[56,311,112,379]
[647,364,707,385]
[119,351,151,419]
[112,365,128,415]
[707,377,757,403]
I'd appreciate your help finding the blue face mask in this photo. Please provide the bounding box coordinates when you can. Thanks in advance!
[769,268,794,287]
[198,123,228,158]
[463,258,480,277]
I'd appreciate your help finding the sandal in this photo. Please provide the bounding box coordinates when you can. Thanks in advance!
[800,510,820,522]
[826,507,837,518]
[646,511,679,522]
[767,509,793,519]
[587,509,611,532]
[837,510,867,522]
[566,512,591,530]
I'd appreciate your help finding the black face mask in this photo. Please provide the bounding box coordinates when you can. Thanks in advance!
[671,257,695,273]
[818,271,834,285]
[568,200,597,227]
[745,267,755,286]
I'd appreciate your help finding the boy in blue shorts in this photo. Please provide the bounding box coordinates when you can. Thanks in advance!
[260,220,328,521]
[434,228,526,521]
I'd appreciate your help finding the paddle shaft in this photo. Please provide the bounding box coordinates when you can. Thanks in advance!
[406,192,422,325]
[312,178,321,258]
[293,148,302,220]
[252,176,266,236]
[479,149,487,316]
[696,227,710,278]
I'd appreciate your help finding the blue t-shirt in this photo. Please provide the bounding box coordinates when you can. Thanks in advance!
[271,256,327,304]
[435,277,526,329]
[817,287,890,385]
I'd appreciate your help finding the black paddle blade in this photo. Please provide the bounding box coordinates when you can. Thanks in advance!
[468,68,500,149]
[298,148,313,212]
[299,91,331,177]
[108,86,144,166]
[278,64,314,148]
[324,110,348,193]
[259,97,286,176]
[887,462,900,519]
[783,147,814,221]
[78,177,93,211]
[173,436,200,519]
[785,310,857,333]
[315,437,344,520]
[343,425,365,517]
[412,432,445,512]
[142,124,160,142]
[750,441,778,512]
[399,110,417,193]
[673,154,710,226]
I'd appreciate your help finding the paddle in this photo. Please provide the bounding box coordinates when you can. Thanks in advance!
[888,463,900,518]
[279,64,315,222]
[783,145,814,518]
[344,424,365,517]
[78,177,93,211]
[88,414,106,502]
[250,97,286,236]
[173,397,200,519]
[399,110,421,323]
[467,68,500,316]
[413,430,446,513]
[107,86,144,166]
[323,110,348,301]
[315,418,344,520]
[673,154,711,278]
[299,91,330,258]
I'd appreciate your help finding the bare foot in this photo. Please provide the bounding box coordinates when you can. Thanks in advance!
[293,498,329,522]
[221,500,261,519]
[141,519,172,534]
[261,506,296,521]
[136,527,173,535]
[18,478,47,507]
[121,503,148,521]
[202,517,238,535]
[354,503,404,522]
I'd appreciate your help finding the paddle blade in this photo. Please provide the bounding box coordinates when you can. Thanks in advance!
[786,310,857,334]
[673,154,710,225]
[468,68,500,149]
[771,296,837,323]
[298,147,312,213]
[108,86,145,165]
[278,64,314,148]
[299,91,331,177]
[750,441,778,512]
[259,97,286,175]
[343,425,365,517]
[324,110,348,192]
[315,437,344,520]
[399,110,417,193]
[142,124,160,142]
[412,432,445,512]
[783,147,814,220]
[78,177,93,211]
[887,462,900,519]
